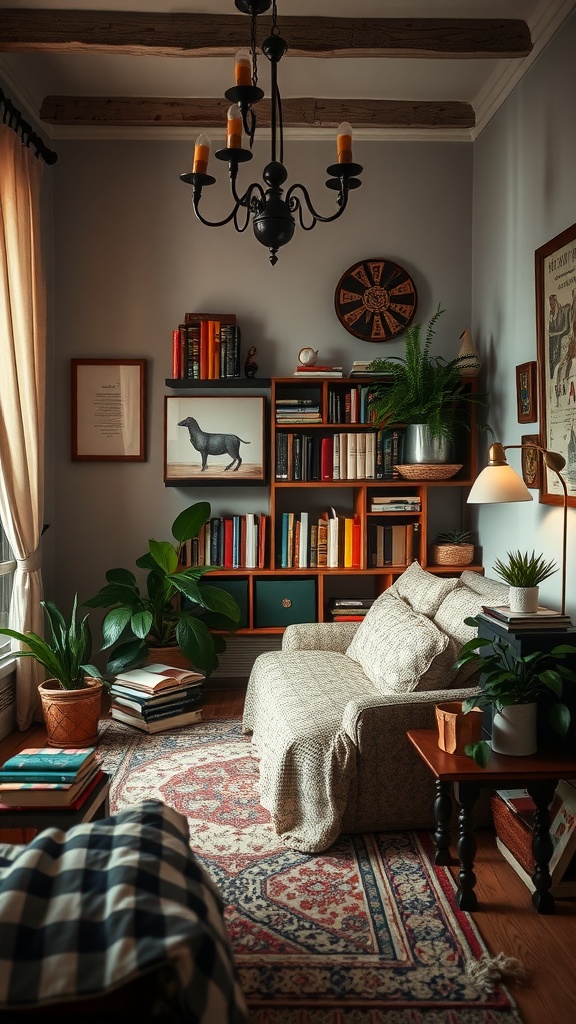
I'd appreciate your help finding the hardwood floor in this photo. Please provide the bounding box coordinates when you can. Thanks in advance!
[1,685,574,1024]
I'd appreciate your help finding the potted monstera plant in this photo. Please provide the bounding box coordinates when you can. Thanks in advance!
[0,595,106,747]
[84,501,240,676]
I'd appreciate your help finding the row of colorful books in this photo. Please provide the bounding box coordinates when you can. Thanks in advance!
[0,746,102,808]
[171,312,241,380]
[109,663,204,734]
[275,428,404,482]
[367,522,420,567]
[278,509,361,569]
[275,386,381,425]
[179,513,268,570]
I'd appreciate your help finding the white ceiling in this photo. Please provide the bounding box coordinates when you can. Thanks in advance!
[1,0,574,141]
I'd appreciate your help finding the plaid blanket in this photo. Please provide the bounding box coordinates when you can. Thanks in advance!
[0,799,248,1022]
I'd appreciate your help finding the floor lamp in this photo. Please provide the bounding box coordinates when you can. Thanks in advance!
[467,441,569,616]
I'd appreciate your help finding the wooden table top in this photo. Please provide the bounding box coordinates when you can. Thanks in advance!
[406,729,576,783]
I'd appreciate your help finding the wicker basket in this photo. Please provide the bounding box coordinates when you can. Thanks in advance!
[430,543,475,566]
[396,463,462,480]
[491,792,534,874]
[39,677,103,747]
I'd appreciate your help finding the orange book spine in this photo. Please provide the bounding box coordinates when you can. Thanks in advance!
[199,321,209,379]
[172,329,181,379]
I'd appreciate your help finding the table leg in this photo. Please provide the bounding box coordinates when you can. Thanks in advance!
[526,779,557,915]
[433,779,454,865]
[454,781,480,911]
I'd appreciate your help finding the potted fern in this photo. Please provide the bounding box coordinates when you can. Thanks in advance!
[0,596,106,747]
[493,550,557,613]
[367,304,487,466]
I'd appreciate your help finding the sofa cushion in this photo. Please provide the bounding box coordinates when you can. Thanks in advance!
[346,591,458,694]
[458,571,509,604]
[387,560,459,617]
[433,583,489,646]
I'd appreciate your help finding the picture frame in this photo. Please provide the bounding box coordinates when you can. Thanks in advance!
[515,361,538,423]
[71,359,146,461]
[535,223,576,508]
[520,434,542,490]
[164,395,267,485]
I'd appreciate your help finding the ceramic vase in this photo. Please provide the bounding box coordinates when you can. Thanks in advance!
[457,328,481,377]
[491,702,538,756]
[508,585,539,613]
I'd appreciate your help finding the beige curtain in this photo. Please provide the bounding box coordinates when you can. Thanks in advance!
[0,124,46,729]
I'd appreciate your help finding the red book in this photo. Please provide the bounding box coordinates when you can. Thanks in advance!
[352,514,361,568]
[223,517,234,569]
[320,436,333,480]
[172,329,181,379]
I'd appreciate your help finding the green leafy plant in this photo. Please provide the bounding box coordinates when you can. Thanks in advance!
[454,616,576,766]
[436,530,474,545]
[366,304,488,442]
[0,595,103,690]
[493,550,557,587]
[83,501,240,676]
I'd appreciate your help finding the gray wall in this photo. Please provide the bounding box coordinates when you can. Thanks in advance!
[471,10,576,617]
[46,138,473,615]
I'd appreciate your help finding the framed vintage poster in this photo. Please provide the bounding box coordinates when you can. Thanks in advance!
[515,361,538,423]
[535,223,576,508]
[521,434,542,490]
[71,359,146,461]
[164,395,267,485]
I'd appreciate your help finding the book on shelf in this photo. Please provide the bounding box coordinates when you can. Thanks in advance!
[293,367,343,377]
[481,605,572,626]
[328,598,374,610]
[112,664,204,693]
[0,765,102,807]
[111,707,203,733]
[0,746,96,775]
[175,313,240,380]
[348,362,394,378]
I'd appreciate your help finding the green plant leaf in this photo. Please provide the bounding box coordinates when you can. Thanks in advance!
[549,702,570,736]
[101,607,134,649]
[105,638,148,675]
[464,740,491,768]
[175,617,217,675]
[149,539,179,574]
[172,502,211,544]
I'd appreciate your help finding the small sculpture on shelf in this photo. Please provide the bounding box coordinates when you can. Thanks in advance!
[244,346,258,379]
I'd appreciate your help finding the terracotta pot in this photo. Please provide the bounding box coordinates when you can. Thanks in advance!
[430,543,475,566]
[39,677,103,748]
[436,700,484,756]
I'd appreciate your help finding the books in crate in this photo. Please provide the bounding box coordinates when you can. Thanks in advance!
[479,605,573,631]
[492,782,576,897]
[0,746,103,808]
[110,663,205,734]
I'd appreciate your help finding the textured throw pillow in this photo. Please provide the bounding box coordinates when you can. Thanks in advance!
[387,559,459,617]
[459,571,509,605]
[346,591,458,694]
[433,583,486,646]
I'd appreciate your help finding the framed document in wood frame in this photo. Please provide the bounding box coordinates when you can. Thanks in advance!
[535,224,576,508]
[71,359,146,461]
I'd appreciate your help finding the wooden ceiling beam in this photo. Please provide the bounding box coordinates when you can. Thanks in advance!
[39,95,475,130]
[0,11,532,59]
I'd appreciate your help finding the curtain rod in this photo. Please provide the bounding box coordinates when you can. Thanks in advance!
[0,88,57,165]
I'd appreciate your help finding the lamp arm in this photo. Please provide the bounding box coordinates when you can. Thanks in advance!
[495,442,567,615]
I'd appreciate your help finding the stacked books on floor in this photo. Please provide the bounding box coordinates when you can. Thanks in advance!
[109,663,205,733]
[491,782,576,897]
[0,746,101,808]
[327,597,375,621]
[479,604,573,631]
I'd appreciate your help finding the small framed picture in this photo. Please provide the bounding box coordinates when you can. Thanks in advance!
[71,359,146,461]
[521,434,542,489]
[515,361,538,423]
[164,395,267,485]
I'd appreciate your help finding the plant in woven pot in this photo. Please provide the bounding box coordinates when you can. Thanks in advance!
[493,549,557,614]
[430,530,475,567]
[84,501,240,677]
[367,304,488,470]
[454,617,576,767]
[0,596,105,747]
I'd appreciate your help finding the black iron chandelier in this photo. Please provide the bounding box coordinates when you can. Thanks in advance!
[180,0,363,265]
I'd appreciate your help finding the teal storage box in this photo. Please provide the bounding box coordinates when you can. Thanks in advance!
[255,578,316,628]
[215,579,249,629]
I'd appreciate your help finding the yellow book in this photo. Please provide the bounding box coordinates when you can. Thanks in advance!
[344,517,354,567]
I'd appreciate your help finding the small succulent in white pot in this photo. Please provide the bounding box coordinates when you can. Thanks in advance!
[493,550,557,613]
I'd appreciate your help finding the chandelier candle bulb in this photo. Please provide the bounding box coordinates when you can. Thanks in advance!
[234,48,252,87]
[226,105,243,149]
[337,122,353,163]
[193,133,211,175]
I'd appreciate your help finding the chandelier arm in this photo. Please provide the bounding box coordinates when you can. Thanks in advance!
[286,182,351,225]
[192,194,243,229]
[233,182,266,231]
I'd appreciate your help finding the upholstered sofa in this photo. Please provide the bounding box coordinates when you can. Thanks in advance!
[242,562,509,853]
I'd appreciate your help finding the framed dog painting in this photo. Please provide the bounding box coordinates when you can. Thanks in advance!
[164,395,267,485]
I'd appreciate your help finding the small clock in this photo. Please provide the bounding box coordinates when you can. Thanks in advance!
[298,347,318,366]
[334,258,418,342]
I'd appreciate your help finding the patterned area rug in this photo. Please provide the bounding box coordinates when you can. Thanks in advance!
[97,718,523,1024]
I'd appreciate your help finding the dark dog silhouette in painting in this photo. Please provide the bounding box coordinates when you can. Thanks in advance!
[178,416,250,471]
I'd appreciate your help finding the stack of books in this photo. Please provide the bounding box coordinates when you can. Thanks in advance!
[275,397,322,424]
[370,495,421,513]
[109,662,205,733]
[0,747,101,808]
[348,361,393,378]
[479,605,573,631]
[327,598,374,621]
[293,364,343,377]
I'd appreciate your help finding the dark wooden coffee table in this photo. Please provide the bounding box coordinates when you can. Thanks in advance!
[406,729,576,915]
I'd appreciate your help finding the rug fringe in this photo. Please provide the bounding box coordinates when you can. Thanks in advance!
[466,952,526,993]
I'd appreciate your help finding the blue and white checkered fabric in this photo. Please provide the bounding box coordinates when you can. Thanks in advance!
[0,799,248,1022]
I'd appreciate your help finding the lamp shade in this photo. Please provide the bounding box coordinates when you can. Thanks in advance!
[467,464,533,504]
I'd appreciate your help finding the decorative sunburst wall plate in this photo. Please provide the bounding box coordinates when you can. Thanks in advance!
[334,257,418,342]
